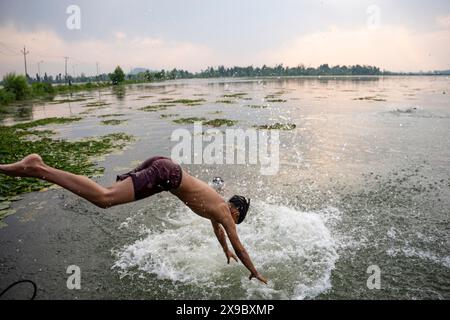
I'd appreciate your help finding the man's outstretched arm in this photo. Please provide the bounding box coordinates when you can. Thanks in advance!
[211,221,238,264]
[221,219,268,284]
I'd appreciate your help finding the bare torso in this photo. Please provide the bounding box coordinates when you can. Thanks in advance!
[170,169,230,223]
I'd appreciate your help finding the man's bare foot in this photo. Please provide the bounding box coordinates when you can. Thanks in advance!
[0,154,45,178]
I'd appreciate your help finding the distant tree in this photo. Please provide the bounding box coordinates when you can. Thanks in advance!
[109,66,125,85]
[2,73,31,100]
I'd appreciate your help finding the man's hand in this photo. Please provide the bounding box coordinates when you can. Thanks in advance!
[225,250,238,264]
[249,272,268,285]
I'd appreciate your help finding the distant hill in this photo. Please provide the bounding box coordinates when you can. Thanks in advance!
[129,67,156,75]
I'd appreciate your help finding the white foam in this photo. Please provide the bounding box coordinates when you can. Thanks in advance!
[112,202,341,299]
[387,247,450,269]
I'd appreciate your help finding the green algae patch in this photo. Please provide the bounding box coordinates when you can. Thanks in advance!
[98,113,126,118]
[173,117,237,127]
[246,104,269,109]
[0,117,135,227]
[173,117,207,124]
[101,119,128,126]
[221,93,247,98]
[254,123,296,130]
[160,113,180,118]
[159,98,206,106]
[139,104,174,112]
[216,99,235,104]
[84,101,112,107]
[266,98,287,103]
[353,96,386,102]
[49,98,88,104]
[14,117,83,129]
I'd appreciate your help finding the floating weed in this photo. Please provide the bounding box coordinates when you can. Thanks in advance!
[246,104,269,109]
[13,117,82,129]
[101,119,128,126]
[266,98,287,103]
[203,119,238,127]
[139,104,173,112]
[0,121,134,199]
[221,93,247,98]
[353,96,387,102]
[254,123,296,130]
[173,117,237,127]
[84,101,112,107]
[160,98,206,106]
[49,98,87,104]
[173,117,207,124]
[160,113,180,118]
[216,99,235,104]
[98,113,126,118]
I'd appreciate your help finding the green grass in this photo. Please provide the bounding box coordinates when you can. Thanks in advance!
[265,98,287,103]
[254,123,296,130]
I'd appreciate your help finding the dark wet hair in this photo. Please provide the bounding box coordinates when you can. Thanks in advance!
[228,195,250,224]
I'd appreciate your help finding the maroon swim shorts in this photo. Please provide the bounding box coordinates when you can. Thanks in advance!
[116,156,183,200]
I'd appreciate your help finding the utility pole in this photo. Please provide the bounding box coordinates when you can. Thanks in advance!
[96,62,99,81]
[21,45,29,78]
[64,56,69,84]
[72,64,76,79]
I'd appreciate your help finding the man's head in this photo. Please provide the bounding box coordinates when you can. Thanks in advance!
[228,195,251,224]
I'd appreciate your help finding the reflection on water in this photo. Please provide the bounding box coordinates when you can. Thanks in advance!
[0,76,449,299]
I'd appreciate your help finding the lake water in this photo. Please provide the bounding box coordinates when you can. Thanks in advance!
[0,76,449,299]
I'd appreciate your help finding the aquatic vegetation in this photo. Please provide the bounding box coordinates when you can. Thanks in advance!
[98,113,126,118]
[246,104,269,109]
[160,113,180,118]
[215,99,235,104]
[221,93,247,98]
[173,117,207,124]
[161,98,206,106]
[266,98,287,103]
[353,96,386,102]
[101,119,128,125]
[203,119,238,127]
[0,119,135,201]
[13,117,82,129]
[254,123,296,130]
[173,117,237,127]
[84,101,111,107]
[50,98,88,104]
[139,104,173,112]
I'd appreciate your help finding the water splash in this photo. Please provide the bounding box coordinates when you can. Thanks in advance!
[112,202,341,299]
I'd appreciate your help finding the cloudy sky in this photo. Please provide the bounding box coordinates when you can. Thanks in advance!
[0,0,449,77]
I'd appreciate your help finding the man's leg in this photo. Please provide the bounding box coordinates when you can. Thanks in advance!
[0,154,135,208]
